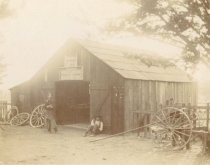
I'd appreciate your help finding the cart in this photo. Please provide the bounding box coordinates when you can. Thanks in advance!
[134,104,210,151]
[91,103,210,152]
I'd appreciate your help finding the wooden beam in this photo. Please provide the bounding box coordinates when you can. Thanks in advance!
[89,123,152,142]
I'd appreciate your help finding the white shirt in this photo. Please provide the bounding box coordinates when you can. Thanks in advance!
[91,119,103,131]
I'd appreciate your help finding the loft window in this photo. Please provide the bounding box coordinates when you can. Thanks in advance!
[64,54,81,67]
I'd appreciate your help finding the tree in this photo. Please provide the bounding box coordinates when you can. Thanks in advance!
[0,0,11,83]
[0,0,11,18]
[109,0,210,70]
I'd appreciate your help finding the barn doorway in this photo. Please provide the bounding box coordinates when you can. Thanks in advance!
[55,80,90,125]
[111,86,124,134]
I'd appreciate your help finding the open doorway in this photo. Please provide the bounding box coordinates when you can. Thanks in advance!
[55,80,90,124]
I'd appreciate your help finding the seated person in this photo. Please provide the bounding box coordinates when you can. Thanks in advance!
[84,116,103,136]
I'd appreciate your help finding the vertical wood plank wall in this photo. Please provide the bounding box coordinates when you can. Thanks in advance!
[89,54,124,129]
[124,80,197,131]
[10,83,32,113]
[73,45,125,130]
[10,42,198,133]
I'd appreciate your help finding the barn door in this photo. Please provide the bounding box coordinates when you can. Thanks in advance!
[111,86,124,134]
[55,80,90,124]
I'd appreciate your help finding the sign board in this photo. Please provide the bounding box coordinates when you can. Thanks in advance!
[60,67,83,80]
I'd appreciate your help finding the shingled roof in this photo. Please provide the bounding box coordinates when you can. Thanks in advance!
[77,39,192,82]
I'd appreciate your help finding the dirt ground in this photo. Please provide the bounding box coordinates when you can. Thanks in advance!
[0,125,210,165]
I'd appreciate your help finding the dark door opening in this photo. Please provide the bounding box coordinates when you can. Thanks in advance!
[55,80,90,124]
[111,86,124,134]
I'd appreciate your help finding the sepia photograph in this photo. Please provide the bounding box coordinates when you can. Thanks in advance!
[0,0,210,165]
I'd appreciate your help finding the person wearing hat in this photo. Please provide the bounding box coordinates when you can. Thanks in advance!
[44,99,58,133]
[84,116,103,136]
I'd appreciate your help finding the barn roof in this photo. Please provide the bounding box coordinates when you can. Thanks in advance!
[76,39,192,82]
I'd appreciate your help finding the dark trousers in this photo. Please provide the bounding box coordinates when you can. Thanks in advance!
[46,118,57,133]
[85,125,101,136]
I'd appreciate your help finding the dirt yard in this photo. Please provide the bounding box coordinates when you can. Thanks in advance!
[0,125,210,165]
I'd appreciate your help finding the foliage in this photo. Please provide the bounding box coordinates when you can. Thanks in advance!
[109,0,210,69]
[123,52,174,67]
[0,0,10,83]
[0,0,11,18]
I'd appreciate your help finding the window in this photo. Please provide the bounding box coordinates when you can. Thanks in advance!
[64,54,82,67]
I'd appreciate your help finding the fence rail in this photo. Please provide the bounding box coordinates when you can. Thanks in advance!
[133,103,210,136]
[0,102,12,122]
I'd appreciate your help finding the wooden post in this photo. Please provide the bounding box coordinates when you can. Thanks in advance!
[144,102,148,138]
[202,132,209,153]
[149,113,152,138]
[143,114,147,138]
[204,103,210,152]
[206,103,209,132]
[137,113,140,137]
[186,103,191,150]
[193,106,196,129]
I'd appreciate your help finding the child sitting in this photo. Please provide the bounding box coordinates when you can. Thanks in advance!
[84,116,103,136]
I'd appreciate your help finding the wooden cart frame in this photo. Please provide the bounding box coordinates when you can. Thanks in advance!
[133,103,210,151]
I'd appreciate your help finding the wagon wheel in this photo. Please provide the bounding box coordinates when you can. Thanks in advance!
[30,104,46,128]
[151,107,193,150]
[10,113,30,126]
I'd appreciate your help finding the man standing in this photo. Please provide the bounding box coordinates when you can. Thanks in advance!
[45,99,58,133]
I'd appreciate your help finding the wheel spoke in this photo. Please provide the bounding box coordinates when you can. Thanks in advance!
[37,118,40,126]
[10,113,29,126]
[174,121,191,128]
[40,118,43,125]
[151,107,192,150]
[32,116,38,121]
[153,130,169,135]
[172,133,180,146]
[173,116,182,126]
[174,130,190,137]
[30,104,46,127]
[161,110,168,125]
[34,119,38,126]
[155,115,167,126]
[170,110,178,125]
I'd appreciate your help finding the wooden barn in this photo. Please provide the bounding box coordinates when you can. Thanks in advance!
[10,39,197,133]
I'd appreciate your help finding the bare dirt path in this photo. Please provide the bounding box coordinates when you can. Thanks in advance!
[0,125,210,165]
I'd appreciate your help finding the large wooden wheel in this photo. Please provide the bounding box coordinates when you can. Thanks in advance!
[150,107,193,150]
[10,113,30,126]
[30,104,46,128]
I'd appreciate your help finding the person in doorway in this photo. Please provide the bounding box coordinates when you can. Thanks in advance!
[44,99,58,133]
[84,116,103,136]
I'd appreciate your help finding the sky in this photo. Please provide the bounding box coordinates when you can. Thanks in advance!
[0,0,135,89]
[0,0,209,90]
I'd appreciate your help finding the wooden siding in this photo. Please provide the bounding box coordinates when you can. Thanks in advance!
[53,44,125,132]
[10,83,31,113]
[124,80,197,130]
[88,53,125,132]
[10,51,63,112]
[10,40,197,134]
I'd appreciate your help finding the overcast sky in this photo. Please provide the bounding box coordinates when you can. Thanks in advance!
[0,0,203,89]
[0,0,135,88]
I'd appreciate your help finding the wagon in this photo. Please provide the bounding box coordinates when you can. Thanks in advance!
[134,104,210,151]
[92,103,210,152]
[146,107,191,150]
